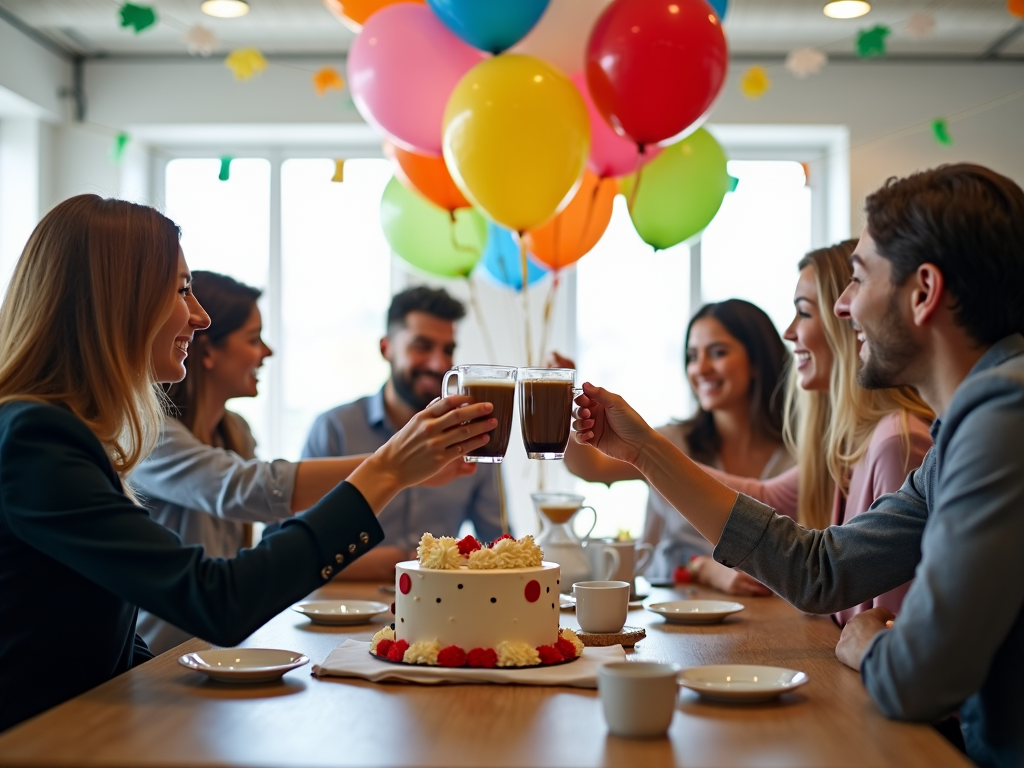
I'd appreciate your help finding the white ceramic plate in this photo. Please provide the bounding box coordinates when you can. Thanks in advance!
[678,664,809,702]
[645,599,745,624]
[178,648,309,683]
[291,600,390,625]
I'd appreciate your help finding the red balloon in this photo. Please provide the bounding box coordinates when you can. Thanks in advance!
[585,0,728,148]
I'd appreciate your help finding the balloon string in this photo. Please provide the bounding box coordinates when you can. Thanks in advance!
[465,273,497,364]
[540,269,560,363]
[520,235,534,367]
[448,215,477,254]
[627,144,646,212]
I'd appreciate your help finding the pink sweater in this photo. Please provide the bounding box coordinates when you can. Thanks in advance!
[705,411,933,626]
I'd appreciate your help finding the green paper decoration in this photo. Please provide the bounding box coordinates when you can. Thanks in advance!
[119,3,157,33]
[728,175,740,192]
[380,176,487,278]
[620,128,731,251]
[931,118,953,147]
[111,132,130,163]
[218,157,232,182]
[856,25,890,58]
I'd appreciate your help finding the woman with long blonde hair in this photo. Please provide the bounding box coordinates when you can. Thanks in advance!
[0,195,495,732]
[699,240,933,624]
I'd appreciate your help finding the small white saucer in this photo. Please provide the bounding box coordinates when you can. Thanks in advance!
[678,664,809,702]
[645,599,744,624]
[291,600,390,625]
[178,649,309,683]
[560,594,645,610]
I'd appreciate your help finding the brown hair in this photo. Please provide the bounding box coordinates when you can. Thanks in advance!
[865,164,1024,344]
[166,271,262,452]
[0,195,180,479]
[681,299,790,464]
[783,240,933,529]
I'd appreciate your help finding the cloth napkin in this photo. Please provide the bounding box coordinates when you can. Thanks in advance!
[313,639,625,688]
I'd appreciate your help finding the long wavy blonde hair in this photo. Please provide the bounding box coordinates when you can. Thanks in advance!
[783,240,933,529]
[0,195,180,482]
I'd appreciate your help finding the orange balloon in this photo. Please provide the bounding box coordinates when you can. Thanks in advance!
[322,0,424,31]
[384,140,471,214]
[524,171,617,270]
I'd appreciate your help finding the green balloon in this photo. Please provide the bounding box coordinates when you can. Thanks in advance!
[380,176,487,278]
[620,129,730,251]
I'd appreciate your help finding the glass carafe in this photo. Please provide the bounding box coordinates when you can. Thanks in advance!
[531,492,598,588]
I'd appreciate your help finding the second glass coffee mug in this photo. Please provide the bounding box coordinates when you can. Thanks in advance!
[518,367,577,459]
[441,364,517,463]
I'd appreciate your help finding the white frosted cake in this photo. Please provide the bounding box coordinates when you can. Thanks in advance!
[371,533,584,668]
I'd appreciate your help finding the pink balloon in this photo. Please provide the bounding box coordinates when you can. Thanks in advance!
[571,71,659,178]
[348,4,485,156]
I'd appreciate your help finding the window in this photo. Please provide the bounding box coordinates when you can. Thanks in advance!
[701,160,813,335]
[279,158,393,459]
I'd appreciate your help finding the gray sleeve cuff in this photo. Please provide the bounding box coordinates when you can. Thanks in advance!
[712,493,778,568]
[264,458,299,517]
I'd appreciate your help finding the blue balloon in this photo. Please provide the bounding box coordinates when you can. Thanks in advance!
[478,223,549,290]
[708,0,728,20]
[426,0,550,54]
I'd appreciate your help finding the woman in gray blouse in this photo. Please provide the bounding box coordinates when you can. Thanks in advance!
[132,271,469,653]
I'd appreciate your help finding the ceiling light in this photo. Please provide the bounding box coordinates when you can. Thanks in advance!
[201,0,250,18]
[823,1,871,19]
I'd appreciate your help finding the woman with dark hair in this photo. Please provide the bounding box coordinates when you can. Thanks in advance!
[558,299,794,595]
[0,196,494,732]
[132,271,472,653]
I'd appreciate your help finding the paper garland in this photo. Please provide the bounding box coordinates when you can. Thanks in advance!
[185,25,218,56]
[740,66,771,99]
[219,157,233,181]
[111,132,130,163]
[331,159,346,182]
[785,48,827,78]
[931,118,953,146]
[1009,0,1024,19]
[313,67,346,96]
[225,48,268,81]
[119,3,157,33]
[856,25,891,58]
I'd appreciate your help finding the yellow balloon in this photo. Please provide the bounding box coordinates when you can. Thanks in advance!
[442,54,590,233]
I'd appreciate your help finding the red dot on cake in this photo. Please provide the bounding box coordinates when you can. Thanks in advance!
[524,580,541,603]
[399,573,412,594]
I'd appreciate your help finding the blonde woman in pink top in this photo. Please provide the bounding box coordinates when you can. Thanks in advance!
[701,240,933,626]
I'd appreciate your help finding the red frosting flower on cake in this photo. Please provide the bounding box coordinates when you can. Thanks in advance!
[437,645,468,667]
[386,639,409,662]
[375,639,394,658]
[457,535,482,556]
[467,647,498,668]
[555,637,578,659]
[489,533,514,548]
[536,645,565,665]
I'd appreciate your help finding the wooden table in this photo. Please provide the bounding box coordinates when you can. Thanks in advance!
[0,581,970,767]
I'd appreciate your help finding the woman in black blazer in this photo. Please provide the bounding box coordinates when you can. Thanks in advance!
[0,195,496,732]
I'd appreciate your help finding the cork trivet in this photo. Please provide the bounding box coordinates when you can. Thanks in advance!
[574,626,646,648]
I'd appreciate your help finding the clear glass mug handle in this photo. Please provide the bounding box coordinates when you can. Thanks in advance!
[576,505,598,540]
[441,368,460,398]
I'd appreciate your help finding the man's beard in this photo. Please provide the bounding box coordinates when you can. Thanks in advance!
[392,368,443,411]
[857,295,921,390]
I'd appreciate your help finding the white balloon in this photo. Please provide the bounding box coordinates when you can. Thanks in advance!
[512,0,615,76]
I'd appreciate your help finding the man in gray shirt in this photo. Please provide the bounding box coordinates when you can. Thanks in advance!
[303,287,503,578]
[572,164,1024,768]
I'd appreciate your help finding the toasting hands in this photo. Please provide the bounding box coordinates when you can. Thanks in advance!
[572,382,654,466]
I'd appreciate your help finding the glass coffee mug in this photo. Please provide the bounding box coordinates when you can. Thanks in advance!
[441,364,517,463]
[517,367,577,459]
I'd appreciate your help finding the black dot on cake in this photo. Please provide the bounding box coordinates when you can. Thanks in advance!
[490,597,496,603]
[436,597,441,603]
[457,584,463,589]
[390,623,395,630]
[546,586,550,593]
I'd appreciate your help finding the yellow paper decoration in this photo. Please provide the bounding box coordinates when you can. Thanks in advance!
[1010,0,1024,18]
[331,159,345,182]
[740,66,771,99]
[225,48,267,81]
[313,67,345,96]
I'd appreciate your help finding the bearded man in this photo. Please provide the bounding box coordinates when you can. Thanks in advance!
[303,287,502,577]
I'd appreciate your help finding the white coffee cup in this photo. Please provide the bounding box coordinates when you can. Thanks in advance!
[599,662,680,738]
[584,542,621,581]
[587,539,654,597]
[572,580,629,634]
